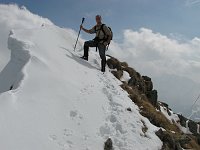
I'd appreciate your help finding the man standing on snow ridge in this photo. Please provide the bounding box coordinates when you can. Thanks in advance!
[80,15,112,72]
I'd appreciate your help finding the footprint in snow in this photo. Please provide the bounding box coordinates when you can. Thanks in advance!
[70,110,78,118]
[69,110,83,125]
[63,128,73,136]
[108,114,117,123]
[49,134,57,141]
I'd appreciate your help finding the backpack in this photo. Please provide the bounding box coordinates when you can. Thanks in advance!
[95,24,113,49]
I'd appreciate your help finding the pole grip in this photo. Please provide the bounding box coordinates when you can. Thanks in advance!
[81,18,85,24]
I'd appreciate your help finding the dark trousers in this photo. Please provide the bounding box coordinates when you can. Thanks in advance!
[83,40,106,70]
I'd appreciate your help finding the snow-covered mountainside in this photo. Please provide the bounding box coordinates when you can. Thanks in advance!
[0,5,162,150]
[0,4,53,72]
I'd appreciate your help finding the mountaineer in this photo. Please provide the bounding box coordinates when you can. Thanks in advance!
[80,15,112,72]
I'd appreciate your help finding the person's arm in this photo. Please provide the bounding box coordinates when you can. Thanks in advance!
[103,25,112,46]
[80,25,95,34]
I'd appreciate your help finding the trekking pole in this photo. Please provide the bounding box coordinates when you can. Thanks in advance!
[74,17,85,51]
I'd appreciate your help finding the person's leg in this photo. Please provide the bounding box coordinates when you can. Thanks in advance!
[82,40,97,60]
[98,43,106,72]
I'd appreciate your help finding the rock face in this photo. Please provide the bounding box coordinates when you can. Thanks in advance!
[197,135,200,145]
[156,129,176,150]
[107,56,158,107]
[146,90,158,107]
[106,57,121,70]
[128,76,137,86]
[142,76,151,81]
[178,114,200,135]
[104,138,113,150]
[178,114,187,127]
[188,121,198,134]
[156,129,191,150]
[111,70,123,80]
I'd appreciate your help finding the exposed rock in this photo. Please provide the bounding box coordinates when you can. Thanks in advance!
[128,76,137,87]
[177,114,187,127]
[137,81,146,93]
[156,129,191,149]
[188,121,198,134]
[178,114,199,135]
[136,71,141,79]
[104,138,113,150]
[146,90,158,107]
[175,142,183,150]
[178,135,191,147]
[120,83,134,95]
[127,107,132,112]
[144,80,153,91]
[120,62,128,68]
[142,76,151,81]
[160,102,169,108]
[156,129,176,150]
[111,70,123,80]
[107,58,121,70]
[197,134,200,145]
[123,67,136,77]
[159,102,171,116]
[10,85,13,90]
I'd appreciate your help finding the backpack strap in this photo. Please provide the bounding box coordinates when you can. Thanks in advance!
[101,24,106,36]
[94,24,109,52]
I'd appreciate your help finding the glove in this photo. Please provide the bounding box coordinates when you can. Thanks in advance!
[80,25,83,29]
[103,41,108,46]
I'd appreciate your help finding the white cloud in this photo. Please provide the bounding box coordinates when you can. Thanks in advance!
[109,28,200,83]
[185,0,200,7]
[108,28,200,119]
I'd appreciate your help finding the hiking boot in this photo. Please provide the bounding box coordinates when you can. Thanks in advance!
[80,56,88,61]
[101,68,105,72]
[101,59,106,72]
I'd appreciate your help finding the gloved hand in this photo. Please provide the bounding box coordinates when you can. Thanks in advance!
[80,25,83,29]
[103,41,108,47]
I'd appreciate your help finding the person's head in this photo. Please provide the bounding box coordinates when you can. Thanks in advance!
[96,15,102,24]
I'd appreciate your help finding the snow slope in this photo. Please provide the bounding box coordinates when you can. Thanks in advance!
[0,4,53,72]
[0,4,162,150]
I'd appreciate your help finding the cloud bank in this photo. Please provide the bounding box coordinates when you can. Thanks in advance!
[108,28,200,120]
[110,28,200,83]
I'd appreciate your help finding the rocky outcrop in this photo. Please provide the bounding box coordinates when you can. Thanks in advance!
[106,57,121,70]
[156,129,191,150]
[146,90,158,107]
[104,138,113,150]
[106,56,200,149]
[178,114,200,135]
[107,56,158,107]
[197,134,200,145]
[111,70,123,80]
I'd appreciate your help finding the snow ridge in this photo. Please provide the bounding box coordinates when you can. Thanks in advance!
[0,26,162,150]
[0,32,31,93]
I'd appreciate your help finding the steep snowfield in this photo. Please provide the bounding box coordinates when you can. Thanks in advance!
[0,4,53,72]
[0,4,162,150]
[0,26,162,150]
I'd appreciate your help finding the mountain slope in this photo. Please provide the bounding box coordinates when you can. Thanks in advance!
[0,4,53,72]
[0,25,162,150]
